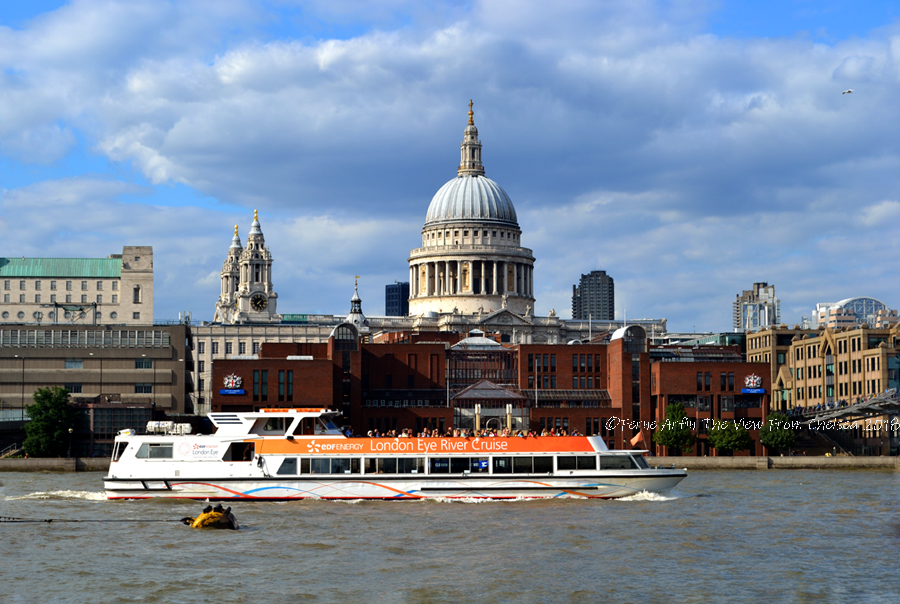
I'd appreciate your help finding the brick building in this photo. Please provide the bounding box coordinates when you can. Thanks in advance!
[650,346,771,456]
[210,323,775,454]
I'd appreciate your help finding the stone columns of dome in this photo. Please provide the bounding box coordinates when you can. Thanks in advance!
[456,260,462,294]
[492,262,498,295]
[409,265,414,298]
[480,260,486,295]
[426,263,433,296]
[530,265,534,297]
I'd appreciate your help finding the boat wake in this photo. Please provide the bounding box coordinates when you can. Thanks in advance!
[617,490,679,502]
[5,490,106,501]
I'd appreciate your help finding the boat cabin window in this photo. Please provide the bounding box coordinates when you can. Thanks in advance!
[511,456,554,473]
[434,457,490,474]
[112,441,129,462]
[277,457,297,475]
[633,456,650,469]
[557,456,597,471]
[306,458,361,474]
[136,443,173,459]
[364,457,424,474]
[224,442,255,462]
[600,455,639,470]
[493,457,512,473]
[294,418,316,435]
[263,417,287,433]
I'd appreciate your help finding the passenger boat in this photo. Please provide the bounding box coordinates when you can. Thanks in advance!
[104,408,686,500]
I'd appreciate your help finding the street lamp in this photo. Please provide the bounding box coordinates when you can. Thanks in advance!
[67,427,73,459]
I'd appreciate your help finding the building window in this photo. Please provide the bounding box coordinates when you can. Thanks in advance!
[3,280,8,290]
[34,294,40,303]
[66,280,72,291]
[81,281,88,291]
[64,383,83,394]
[697,372,703,391]
[198,341,205,354]
[252,342,259,354]
[239,342,247,355]
[133,312,140,320]
[212,342,219,355]
[550,354,556,372]
[720,373,726,390]
[133,286,141,304]
[198,378,205,392]
[112,295,118,303]
[50,281,56,291]
[65,359,83,369]
[1,311,8,318]
[97,295,102,304]
[35,281,41,290]
[135,384,152,394]
[728,373,734,391]
[65,294,72,303]
[198,360,205,372]
[225,342,233,355]
[287,370,293,401]
[3,294,7,303]
[278,370,285,401]
[705,372,711,391]
[81,295,87,303]
[19,294,25,303]
[112,281,118,291]
[19,281,25,290]
[50,294,56,303]
[96,281,103,290]
[135,359,153,369]
[17,311,24,319]
[110,312,117,319]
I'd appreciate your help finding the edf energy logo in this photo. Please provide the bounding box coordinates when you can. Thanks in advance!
[307,440,320,453]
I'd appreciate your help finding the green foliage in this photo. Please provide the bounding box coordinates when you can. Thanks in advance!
[707,420,753,453]
[23,387,76,458]
[652,402,696,455]
[759,413,797,454]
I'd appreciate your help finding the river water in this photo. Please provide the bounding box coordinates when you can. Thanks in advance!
[1,469,898,604]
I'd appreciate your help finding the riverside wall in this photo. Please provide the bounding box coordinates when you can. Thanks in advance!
[651,456,900,470]
[0,458,111,472]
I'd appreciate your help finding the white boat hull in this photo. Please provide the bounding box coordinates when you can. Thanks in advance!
[104,471,686,500]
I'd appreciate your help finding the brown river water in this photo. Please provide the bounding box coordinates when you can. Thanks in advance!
[1,469,899,603]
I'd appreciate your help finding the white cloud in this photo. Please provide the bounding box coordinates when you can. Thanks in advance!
[0,1,898,328]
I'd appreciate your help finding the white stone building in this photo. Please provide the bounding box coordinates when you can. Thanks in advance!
[0,246,153,326]
[408,102,535,316]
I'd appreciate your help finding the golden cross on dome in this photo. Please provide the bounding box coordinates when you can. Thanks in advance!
[468,100,474,125]
[234,225,238,236]
[253,209,258,220]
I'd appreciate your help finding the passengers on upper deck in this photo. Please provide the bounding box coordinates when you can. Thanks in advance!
[357,427,582,438]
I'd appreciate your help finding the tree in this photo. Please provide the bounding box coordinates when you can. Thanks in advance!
[759,412,796,454]
[23,387,76,457]
[706,420,753,455]
[652,402,696,455]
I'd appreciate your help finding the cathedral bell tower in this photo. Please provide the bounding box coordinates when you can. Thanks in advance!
[213,210,280,324]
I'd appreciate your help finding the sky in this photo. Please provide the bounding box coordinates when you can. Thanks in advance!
[1,0,899,331]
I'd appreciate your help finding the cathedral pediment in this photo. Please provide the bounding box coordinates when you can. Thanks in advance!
[477,309,533,326]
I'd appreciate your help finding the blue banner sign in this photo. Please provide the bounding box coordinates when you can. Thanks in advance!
[219,389,245,395]
[741,388,765,394]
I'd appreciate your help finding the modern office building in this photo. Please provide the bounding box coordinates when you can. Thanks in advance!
[733,282,779,332]
[0,246,154,326]
[811,297,897,329]
[0,323,188,415]
[572,270,615,321]
[385,282,409,316]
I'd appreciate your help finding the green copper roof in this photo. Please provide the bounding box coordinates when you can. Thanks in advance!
[0,258,122,278]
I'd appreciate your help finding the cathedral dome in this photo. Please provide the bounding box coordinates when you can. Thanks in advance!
[424,175,518,227]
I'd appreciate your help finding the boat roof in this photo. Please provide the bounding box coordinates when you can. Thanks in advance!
[208,408,339,436]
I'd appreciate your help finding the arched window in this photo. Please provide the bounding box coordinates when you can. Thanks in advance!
[332,324,359,352]
[133,285,142,304]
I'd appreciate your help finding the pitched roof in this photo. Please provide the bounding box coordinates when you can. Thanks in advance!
[0,258,121,278]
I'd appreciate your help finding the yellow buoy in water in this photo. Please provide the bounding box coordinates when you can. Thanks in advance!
[181,504,239,530]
